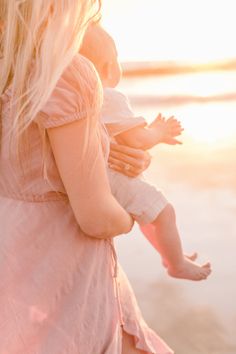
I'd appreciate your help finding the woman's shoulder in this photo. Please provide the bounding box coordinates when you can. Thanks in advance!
[57,54,100,98]
[36,54,102,128]
[70,53,96,71]
[64,54,99,83]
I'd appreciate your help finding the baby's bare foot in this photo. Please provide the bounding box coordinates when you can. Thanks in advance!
[167,257,212,281]
[162,252,197,268]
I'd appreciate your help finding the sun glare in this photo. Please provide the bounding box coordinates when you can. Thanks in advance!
[180,103,236,144]
[186,122,232,144]
[103,1,236,146]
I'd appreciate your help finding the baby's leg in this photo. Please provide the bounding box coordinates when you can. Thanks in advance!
[141,204,211,281]
[106,169,211,280]
[140,223,197,266]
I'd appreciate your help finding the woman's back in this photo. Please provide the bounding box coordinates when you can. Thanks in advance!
[0,89,66,202]
[0,54,123,353]
[0,56,173,354]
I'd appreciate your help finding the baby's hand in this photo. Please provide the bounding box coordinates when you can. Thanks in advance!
[149,113,184,145]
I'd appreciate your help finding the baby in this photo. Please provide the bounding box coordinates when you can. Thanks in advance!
[80,23,211,281]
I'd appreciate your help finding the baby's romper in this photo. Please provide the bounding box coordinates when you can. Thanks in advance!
[0,54,173,354]
[102,88,168,225]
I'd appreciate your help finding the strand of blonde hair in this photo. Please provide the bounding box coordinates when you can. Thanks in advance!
[0,0,102,161]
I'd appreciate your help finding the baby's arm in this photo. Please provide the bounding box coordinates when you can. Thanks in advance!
[115,114,183,150]
[115,124,160,150]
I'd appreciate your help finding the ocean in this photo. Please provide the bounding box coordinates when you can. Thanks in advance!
[115,69,236,354]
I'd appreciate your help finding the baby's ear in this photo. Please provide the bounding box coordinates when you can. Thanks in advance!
[101,61,112,81]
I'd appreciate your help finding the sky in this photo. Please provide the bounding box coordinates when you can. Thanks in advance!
[102,0,236,63]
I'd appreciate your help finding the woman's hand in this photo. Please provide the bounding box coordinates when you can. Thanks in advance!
[108,142,151,177]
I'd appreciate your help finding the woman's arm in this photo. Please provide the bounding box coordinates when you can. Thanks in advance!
[47,118,133,239]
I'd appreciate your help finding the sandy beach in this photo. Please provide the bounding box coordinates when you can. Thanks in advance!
[116,158,236,354]
[115,72,236,354]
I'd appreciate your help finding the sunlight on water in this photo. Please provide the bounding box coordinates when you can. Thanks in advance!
[121,72,236,99]
[116,70,236,354]
[151,101,236,145]
[119,71,236,145]
[176,102,236,144]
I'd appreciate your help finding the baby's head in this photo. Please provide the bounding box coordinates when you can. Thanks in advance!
[80,23,122,88]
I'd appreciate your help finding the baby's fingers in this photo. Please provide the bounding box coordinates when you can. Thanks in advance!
[152,114,165,125]
[171,127,184,135]
[165,137,182,145]
[166,115,178,123]
[167,117,183,128]
[168,121,184,130]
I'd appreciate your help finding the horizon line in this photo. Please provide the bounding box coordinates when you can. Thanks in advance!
[121,58,236,76]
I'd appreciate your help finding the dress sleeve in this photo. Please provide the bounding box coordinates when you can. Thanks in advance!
[36,54,102,129]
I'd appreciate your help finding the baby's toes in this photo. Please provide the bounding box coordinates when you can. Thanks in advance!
[201,267,211,278]
[187,252,198,261]
[196,271,207,281]
[202,261,211,269]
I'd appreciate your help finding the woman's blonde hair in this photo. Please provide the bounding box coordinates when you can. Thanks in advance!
[0,0,101,159]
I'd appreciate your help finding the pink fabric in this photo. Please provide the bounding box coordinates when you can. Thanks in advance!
[0,54,173,354]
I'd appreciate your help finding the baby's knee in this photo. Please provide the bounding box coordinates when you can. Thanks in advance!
[164,203,176,217]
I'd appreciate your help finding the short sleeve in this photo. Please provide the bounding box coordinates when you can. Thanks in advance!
[101,88,146,137]
[36,54,102,129]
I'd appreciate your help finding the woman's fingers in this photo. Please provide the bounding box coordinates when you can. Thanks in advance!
[108,158,143,177]
[110,142,148,158]
[108,143,152,177]
[110,143,151,166]
[108,152,148,171]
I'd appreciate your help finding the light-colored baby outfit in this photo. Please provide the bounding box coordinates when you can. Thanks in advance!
[102,88,168,225]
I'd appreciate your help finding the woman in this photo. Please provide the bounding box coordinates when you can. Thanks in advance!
[0,1,173,353]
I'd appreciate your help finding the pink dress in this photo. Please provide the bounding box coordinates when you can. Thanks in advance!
[0,54,173,354]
